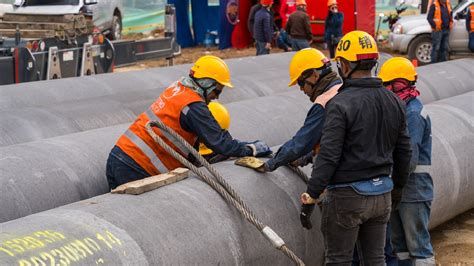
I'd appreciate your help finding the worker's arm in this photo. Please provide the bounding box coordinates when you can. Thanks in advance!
[427,4,436,29]
[266,104,325,171]
[307,102,346,199]
[391,106,412,189]
[466,8,471,32]
[180,102,252,157]
[304,14,313,41]
[264,13,273,43]
[285,16,292,34]
[406,110,424,174]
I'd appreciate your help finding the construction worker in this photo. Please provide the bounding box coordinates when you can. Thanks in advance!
[324,0,344,58]
[285,0,312,51]
[253,0,275,55]
[427,0,452,63]
[466,4,474,52]
[256,48,341,230]
[379,57,435,266]
[106,55,272,190]
[198,102,233,164]
[301,31,412,265]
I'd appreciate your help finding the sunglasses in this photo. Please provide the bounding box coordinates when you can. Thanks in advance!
[297,68,326,87]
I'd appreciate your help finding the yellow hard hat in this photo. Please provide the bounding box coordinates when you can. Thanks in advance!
[199,102,231,156]
[288,48,330,87]
[335,31,379,62]
[191,55,234,88]
[378,57,417,83]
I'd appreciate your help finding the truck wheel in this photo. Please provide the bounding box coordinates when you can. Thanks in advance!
[408,35,432,65]
[107,15,122,40]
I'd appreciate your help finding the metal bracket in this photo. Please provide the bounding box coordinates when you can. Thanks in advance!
[46,46,61,80]
[81,42,95,76]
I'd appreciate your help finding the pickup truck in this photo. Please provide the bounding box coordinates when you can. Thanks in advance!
[389,0,473,65]
[1,0,123,40]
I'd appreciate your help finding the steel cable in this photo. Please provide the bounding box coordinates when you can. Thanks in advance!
[146,120,305,266]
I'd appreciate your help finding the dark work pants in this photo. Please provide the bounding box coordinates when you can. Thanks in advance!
[322,188,391,266]
[431,30,450,63]
[106,146,150,190]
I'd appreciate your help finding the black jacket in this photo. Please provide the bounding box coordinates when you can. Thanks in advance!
[307,78,412,198]
[285,10,312,40]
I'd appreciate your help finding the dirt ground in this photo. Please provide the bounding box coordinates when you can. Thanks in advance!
[115,43,474,264]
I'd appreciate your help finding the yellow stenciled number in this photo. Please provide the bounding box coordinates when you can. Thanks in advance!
[39,252,56,266]
[0,246,15,257]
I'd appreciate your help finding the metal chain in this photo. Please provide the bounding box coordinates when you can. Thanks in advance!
[145,120,305,265]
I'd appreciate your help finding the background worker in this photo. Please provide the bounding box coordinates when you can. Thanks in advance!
[301,31,412,265]
[379,57,435,266]
[248,0,261,38]
[255,48,342,229]
[427,0,452,63]
[106,55,272,190]
[285,0,313,51]
[253,0,275,55]
[466,4,474,52]
[324,0,344,58]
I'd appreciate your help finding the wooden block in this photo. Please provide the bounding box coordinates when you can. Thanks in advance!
[111,168,189,195]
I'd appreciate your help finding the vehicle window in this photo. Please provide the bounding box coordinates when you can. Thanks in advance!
[24,0,79,5]
[452,0,469,13]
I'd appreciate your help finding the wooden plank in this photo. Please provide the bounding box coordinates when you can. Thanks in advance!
[2,14,77,24]
[0,29,56,38]
[111,168,189,195]
[0,22,69,30]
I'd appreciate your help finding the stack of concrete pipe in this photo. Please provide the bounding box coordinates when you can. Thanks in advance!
[0,55,472,265]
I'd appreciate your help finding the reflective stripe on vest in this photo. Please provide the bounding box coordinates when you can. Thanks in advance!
[144,108,190,157]
[470,6,474,32]
[433,0,452,31]
[124,129,168,174]
[413,165,431,174]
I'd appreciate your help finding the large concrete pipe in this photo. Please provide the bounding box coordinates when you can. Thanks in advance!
[0,91,310,223]
[417,59,474,104]
[0,53,393,111]
[0,161,324,265]
[0,53,293,110]
[425,91,474,228]
[1,57,470,148]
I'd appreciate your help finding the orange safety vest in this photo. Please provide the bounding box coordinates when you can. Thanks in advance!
[116,82,203,176]
[470,5,474,32]
[432,0,453,31]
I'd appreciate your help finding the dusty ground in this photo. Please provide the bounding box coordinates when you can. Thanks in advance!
[431,209,474,265]
[115,42,474,264]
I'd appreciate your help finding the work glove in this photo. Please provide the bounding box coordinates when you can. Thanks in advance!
[300,204,315,230]
[246,140,273,157]
[255,162,270,173]
[391,187,403,209]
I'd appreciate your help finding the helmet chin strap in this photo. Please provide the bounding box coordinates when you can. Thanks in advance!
[337,60,360,81]
[191,76,217,102]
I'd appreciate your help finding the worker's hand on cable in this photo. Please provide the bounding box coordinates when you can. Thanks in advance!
[246,140,273,157]
[290,152,313,167]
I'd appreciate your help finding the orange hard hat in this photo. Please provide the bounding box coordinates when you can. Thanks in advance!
[327,0,337,7]
[261,0,274,6]
[296,0,307,5]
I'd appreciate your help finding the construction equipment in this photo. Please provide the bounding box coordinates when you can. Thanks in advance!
[0,4,180,85]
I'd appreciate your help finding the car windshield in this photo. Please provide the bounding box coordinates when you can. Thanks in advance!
[24,0,79,5]
[452,0,469,13]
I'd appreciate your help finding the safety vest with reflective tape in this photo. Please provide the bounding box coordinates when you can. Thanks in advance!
[116,82,203,176]
[470,5,474,32]
[432,0,453,31]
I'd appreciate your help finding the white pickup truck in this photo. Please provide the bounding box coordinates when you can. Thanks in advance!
[1,0,123,40]
[389,0,473,65]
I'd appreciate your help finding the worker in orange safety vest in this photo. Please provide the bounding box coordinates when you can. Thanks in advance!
[427,0,452,63]
[106,55,272,190]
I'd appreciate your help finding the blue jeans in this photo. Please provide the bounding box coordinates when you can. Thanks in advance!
[291,38,310,51]
[256,41,269,56]
[106,146,150,190]
[390,201,435,265]
[431,30,450,63]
